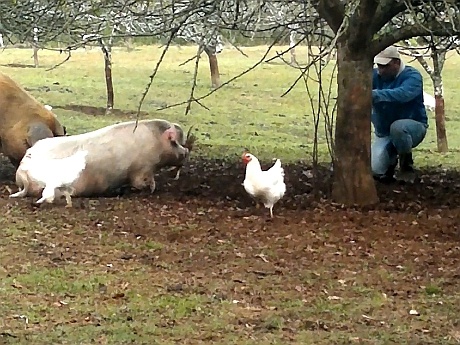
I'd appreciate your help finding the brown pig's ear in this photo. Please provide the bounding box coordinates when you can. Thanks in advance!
[26,123,54,147]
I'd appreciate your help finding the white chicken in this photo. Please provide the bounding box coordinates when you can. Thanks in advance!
[9,150,88,207]
[242,152,286,218]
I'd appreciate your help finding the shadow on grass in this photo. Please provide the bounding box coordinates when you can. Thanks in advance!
[0,63,37,69]
[51,104,150,117]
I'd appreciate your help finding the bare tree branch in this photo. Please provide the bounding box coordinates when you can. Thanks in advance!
[370,0,410,34]
[372,20,460,55]
[45,50,72,71]
[185,44,205,115]
[134,29,178,132]
[316,0,345,33]
[349,0,380,53]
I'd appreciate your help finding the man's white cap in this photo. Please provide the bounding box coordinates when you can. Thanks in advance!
[374,46,400,65]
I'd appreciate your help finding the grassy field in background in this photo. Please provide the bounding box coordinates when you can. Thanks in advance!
[1,46,460,345]
[1,44,459,167]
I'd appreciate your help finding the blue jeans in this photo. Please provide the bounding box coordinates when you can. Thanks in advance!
[371,119,428,175]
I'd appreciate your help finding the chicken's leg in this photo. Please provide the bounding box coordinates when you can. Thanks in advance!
[63,191,73,208]
[269,206,274,218]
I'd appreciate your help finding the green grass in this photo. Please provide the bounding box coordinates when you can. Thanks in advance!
[0,45,459,345]
[0,205,459,344]
[1,44,459,166]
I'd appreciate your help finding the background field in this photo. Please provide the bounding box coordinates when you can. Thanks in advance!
[0,45,459,345]
[1,44,460,166]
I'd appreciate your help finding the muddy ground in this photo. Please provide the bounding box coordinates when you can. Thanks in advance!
[2,154,459,213]
[0,155,459,344]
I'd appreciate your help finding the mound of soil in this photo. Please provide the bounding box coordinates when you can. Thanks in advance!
[1,155,459,212]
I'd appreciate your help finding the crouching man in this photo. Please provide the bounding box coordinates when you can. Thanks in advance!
[371,45,429,183]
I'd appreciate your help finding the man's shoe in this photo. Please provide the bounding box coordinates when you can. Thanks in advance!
[399,153,414,172]
[396,169,416,183]
[374,174,396,184]
[373,163,397,184]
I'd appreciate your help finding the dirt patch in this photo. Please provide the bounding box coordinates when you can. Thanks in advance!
[1,155,460,211]
[0,155,459,343]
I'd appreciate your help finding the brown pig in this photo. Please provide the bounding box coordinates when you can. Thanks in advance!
[0,72,67,167]
[9,119,190,205]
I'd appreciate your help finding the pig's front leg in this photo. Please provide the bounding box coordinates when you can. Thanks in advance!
[130,171,155,193]
[150,178,156,193]
[173,168,182,180]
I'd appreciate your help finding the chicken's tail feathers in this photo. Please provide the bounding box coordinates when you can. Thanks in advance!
[272,158,282,168]
[273,159,285,176]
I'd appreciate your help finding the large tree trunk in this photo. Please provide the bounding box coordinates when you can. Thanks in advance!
[204,47,221,89]
[332,44,379,206]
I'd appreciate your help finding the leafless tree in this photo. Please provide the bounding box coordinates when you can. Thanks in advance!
[398,36,459,153]
[312,0,460,205]
[2,0,460,206]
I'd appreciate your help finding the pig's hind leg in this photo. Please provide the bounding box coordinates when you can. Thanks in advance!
[9,188,27,198]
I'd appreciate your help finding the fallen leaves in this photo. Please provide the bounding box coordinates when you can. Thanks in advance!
[52,300,68,307]
[409,309,420,316]
[0,159,459,343]
[11,282,23,289]
[111,292,125,299]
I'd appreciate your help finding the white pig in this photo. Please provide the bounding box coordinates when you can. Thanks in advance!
[9,119,190,205]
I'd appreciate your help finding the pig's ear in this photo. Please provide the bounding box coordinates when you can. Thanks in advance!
[163,128,177,141]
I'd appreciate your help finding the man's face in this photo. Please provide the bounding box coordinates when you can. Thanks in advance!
[376,59,400,81]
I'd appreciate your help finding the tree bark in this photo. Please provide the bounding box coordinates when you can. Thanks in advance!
[403,39,448,153]
[434,93,448,153]
[289,30,297,66]
[204,47,221,89]
[100,43,114,114]
[32,27,39,68]
[125,36,134,52]
[33,44,39,68]
[332,44,379,206]
[431,52,448,153]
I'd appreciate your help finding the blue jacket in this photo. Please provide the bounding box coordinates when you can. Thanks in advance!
[372,66,428,137]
